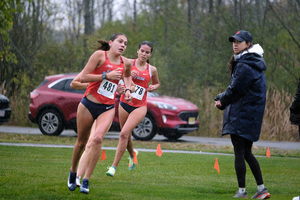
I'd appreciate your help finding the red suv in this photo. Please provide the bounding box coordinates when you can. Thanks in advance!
[29,73,199,140]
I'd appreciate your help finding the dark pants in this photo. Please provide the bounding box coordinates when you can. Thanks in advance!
[230,134,264,188]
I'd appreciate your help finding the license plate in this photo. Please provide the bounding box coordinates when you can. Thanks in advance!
[188,117,195,124]
[0,110,5,117]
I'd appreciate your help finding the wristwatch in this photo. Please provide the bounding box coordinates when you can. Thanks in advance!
[102,72,106,80]
[125,88,132,93]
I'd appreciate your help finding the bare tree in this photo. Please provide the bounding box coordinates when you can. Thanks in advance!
[164,0,169,55]
[107,0,114,22]
[267,0,300,49]
[208,0,214,14]
[5,0,53,94]
[65,0,83,39]
[133,0,137,28]
[84,0,95,35]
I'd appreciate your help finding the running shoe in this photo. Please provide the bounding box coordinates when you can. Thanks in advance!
[67,171,77,191]
[80,178,89,194]
[251,188,270,199]
[76,176,81,187]
[233,191,248,198]
[106,166,116,177]
[128,150,139,171]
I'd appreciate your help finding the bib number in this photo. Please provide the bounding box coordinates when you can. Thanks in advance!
[97,80,117,99]
[132,84,146,100]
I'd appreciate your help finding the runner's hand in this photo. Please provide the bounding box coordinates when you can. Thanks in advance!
[124,91,133,103]
[147,85,155,92]
[107,68,122,80]
[131,70,139,79]
[117,84,125,94]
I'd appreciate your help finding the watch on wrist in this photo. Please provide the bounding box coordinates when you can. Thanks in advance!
[102,72,106,80]
[125,88,131,93]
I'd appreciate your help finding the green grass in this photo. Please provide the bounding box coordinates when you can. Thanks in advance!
[0,143,299,200]
[1,133,300,157]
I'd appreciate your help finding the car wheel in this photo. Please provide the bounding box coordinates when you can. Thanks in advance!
[132,114,157,141]
[38,109,64,136]
[162,132,184,141]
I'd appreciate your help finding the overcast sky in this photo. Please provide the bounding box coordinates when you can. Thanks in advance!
[52,0,140,30]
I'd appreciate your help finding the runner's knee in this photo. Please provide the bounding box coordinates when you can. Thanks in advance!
[90,135,103,146]
[119,131,130,141]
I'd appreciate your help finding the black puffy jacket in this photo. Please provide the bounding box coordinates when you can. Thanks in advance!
[290,81,300,125]
[215,44,267,142]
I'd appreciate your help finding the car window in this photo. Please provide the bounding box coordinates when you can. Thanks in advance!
[0,95,10,109]
[65,79,85,94]
[36,79,49,89]
[51,79,67,91]
[51,78,85,94]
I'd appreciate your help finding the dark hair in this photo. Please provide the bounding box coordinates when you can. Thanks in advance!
[227,55,235,74]
[138,41,153,53]
[228,43,252,74]
[138,41,153,63]
[96,33,127,51]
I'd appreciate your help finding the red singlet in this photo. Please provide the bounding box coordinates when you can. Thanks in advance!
[120,59,151,107]
[84,51,125,105]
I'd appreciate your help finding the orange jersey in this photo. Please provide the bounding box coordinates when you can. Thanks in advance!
[84,51,125,105]
[121,60,151,107]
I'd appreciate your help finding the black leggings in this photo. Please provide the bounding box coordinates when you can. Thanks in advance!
[230,134,263,188]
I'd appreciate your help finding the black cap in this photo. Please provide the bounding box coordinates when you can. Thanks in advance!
[229,30,252,43]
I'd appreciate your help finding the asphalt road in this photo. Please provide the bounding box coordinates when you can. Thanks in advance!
[0,126,299,150]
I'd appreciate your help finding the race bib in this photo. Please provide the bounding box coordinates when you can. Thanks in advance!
[132,84,146,100]
[97,80,117,99]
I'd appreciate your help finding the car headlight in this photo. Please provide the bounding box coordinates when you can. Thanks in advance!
[150,101,178,110]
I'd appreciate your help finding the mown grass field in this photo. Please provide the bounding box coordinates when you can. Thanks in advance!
[0,133,299,200]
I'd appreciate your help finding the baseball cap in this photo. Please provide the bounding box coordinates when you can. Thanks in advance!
[229,30,252,43]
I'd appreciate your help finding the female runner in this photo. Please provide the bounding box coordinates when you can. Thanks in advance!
[67,33,133,194]
[106,41,160,177]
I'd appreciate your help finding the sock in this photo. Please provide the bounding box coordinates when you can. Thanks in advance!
[69,171,76,182]
[239,188,246,193]
[82,178,89,184]
[257,184,265,192]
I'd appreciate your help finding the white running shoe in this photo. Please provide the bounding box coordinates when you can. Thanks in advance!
[80,178,89,194]
[251,187,271,199]
[67,171,77,191]
[106,166,116,177]
[233,191,247,198]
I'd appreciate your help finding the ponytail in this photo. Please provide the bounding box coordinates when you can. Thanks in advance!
[96,40,110,51]
[96,33,127,51]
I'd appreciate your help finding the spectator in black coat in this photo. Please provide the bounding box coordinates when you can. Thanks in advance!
[214,30,271,199]
[290,80,300,138]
